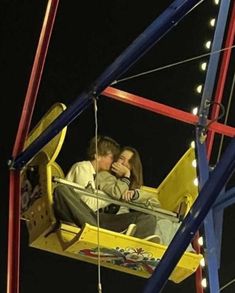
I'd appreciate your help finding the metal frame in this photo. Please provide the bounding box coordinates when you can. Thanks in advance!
[8,0,235,293]
[7,2,59,293]
[195,1,233,292]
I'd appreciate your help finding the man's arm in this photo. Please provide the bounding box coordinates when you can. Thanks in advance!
[66,163,92,188]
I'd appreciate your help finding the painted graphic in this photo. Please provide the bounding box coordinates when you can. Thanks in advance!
[79,246,160,273]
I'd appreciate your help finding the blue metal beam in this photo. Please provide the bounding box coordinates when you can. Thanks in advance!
[198,0,231,118]
[196,1,231,292]
[213,187,235,211]
[212,187,234,267]
[143,135,235,293]
[11,0,204,170]
[195,132,220,292]
[213,204,224,268]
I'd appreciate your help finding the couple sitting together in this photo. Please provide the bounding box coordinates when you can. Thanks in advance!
[53,135,194,249]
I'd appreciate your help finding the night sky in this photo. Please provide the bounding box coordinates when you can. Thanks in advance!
[1,1,235,292]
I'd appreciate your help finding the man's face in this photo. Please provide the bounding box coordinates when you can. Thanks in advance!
[98,153,114,171]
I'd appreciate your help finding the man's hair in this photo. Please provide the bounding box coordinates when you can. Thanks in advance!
[87,135,120,160]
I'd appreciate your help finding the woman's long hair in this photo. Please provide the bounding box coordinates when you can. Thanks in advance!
[121,146,143,189]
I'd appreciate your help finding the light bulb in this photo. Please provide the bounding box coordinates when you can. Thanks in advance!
[192,107,198,115]
[198,236,204,246]
[209,18,216,27]
[196,84,203,93]
[205,40,211,49]
[192,159,197,168]
[190,141,195,149]
[201,278,207,288]
[200,62,207,71]
[193,178,199,186]
[200,258,205,267]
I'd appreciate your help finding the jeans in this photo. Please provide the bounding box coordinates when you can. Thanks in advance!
[53,184,156,238]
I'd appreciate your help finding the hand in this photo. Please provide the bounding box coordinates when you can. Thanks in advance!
[122,190,135,201]
[146,197,161,208]
[111,162,130,177]
[133,189,161,207]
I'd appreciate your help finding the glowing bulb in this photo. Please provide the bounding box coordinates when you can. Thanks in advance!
[214,0,220,5]
[200,258,205,267]
[198,236,204,246]
[196,84,203,93]
[193,178,199,186]
[209,18,216,27]
[192,159,197,168]
[190,141,195,149]
[205,41,211,49]
[192,107,198,115]
[200,62,207,71]
[201,278,207,288]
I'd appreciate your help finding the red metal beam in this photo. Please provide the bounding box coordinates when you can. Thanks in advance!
[7,1,59,293]
[206,1,235,158]
[102,86,235,137]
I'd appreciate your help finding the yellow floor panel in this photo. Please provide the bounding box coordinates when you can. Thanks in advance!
[30,223,202,284]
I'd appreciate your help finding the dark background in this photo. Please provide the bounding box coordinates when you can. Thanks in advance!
[1,1,235,292]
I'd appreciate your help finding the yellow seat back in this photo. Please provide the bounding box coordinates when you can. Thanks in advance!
[24,102,67,164]
[21,103,67,243]
[141,147,198,217]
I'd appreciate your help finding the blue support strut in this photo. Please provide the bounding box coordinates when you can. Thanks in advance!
[143,135,235,293]
[11,0,204,170]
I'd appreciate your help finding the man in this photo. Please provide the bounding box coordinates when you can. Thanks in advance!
[53,135,121,227]
[66,135,121,211]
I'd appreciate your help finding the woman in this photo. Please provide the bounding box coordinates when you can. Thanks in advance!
[115,146,143,189]
[97,146,195,251]
[96,146,160,211]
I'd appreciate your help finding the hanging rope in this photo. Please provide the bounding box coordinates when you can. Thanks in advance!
[111,45,235,85]
[93,97,103,293]
[206,101,226,129]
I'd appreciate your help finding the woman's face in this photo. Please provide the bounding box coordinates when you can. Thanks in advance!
[117,150,133,169]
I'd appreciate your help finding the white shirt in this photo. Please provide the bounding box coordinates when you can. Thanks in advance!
[66,161,109,212]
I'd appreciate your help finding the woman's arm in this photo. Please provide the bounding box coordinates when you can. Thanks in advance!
[96,171,130,200]
[132,189,161,207]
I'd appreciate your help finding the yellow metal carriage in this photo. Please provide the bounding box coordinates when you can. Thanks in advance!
[20,103,202,284]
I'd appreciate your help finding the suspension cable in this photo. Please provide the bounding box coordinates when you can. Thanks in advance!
[111,45,235,85]
[93,97,103,293]
[220,277,235,291]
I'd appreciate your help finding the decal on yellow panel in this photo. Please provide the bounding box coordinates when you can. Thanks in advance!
[63,223,202,283]
[79,246,161,274]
